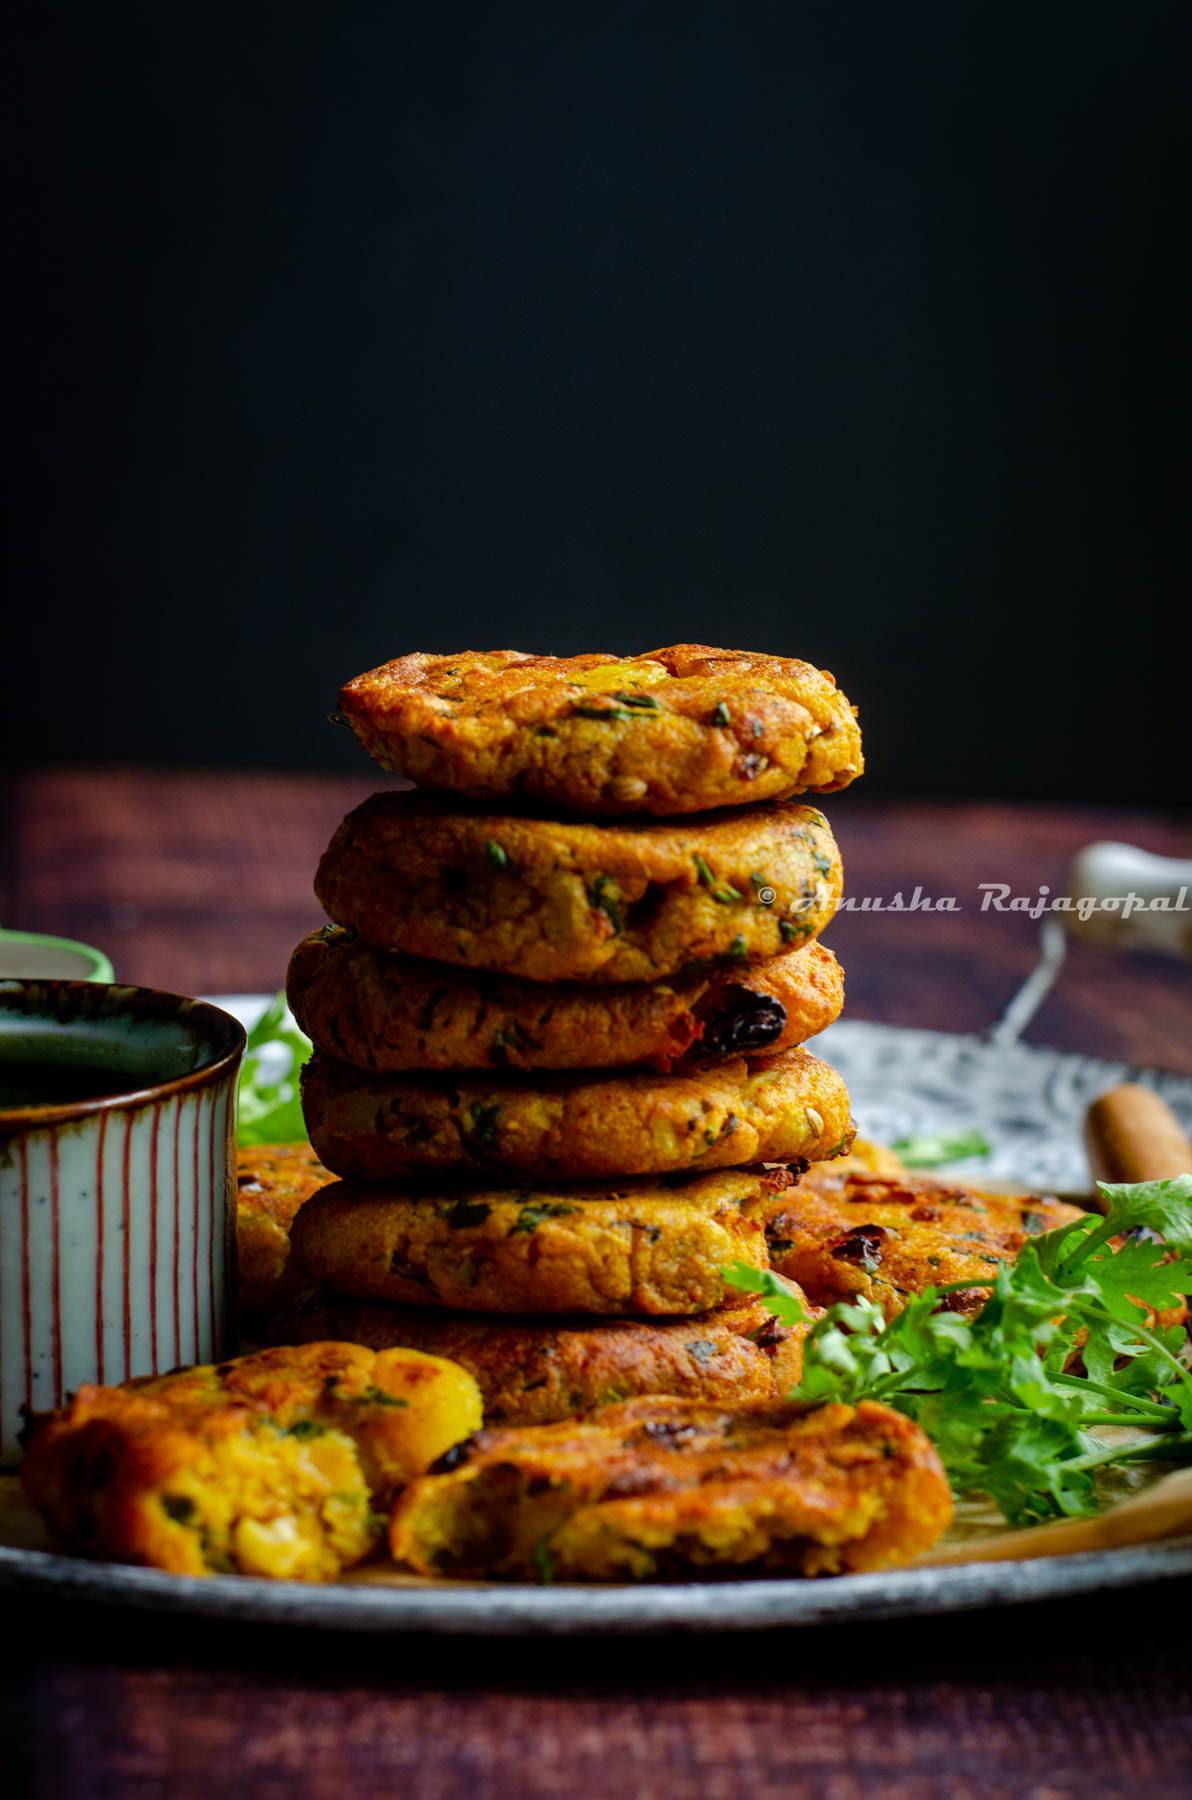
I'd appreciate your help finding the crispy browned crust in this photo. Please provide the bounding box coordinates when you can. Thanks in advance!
[338,646,863,815]
[388,1395,951,1580]
[314,792,841,983]
[300,1046,853,1184]
[267,1290,815,1425]
[19,1343,483,1579]
[760,1169,1087,1320]
[289,1167,794,1316]
[287,929,844,1074]
[236,1142,334,1314]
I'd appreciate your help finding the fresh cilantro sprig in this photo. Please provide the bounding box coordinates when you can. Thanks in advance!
[725,1176,1192,1527]
[236,991,312,1145]
[892,1127,991,1167]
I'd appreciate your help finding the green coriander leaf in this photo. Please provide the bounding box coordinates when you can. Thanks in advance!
[1096,1175,1192,1249]
[721,1263,807,1328]
[892,1128,992,1168]
[237,991,312,1146]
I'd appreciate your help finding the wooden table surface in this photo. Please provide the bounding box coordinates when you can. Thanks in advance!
[3,769,1192,1800]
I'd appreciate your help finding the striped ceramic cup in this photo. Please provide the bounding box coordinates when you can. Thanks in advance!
[0,982,245,1463]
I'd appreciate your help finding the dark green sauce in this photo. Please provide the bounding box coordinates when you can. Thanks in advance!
[0,1057,168,1109]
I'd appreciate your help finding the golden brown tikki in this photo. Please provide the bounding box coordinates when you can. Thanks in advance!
[289,1168,789,1317]
[314,793,841,983]
[337,646,863,815]
[236,1142,334,1315]
[268,1289,816,1426]
[300,1046,853,1183]
[19,1344,483,1581]
[758,1170,1085,1321]
[288,928,844,1074]
[388,1395,952,1581]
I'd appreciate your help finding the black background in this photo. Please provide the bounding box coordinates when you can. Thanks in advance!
[7,2,1189,801]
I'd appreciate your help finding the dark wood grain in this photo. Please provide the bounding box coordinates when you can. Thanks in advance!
[5,771,1190,1067]
[4,768,1192,1800]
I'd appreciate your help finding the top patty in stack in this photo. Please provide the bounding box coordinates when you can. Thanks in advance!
[315,793,841,983]
[337,646,862,815]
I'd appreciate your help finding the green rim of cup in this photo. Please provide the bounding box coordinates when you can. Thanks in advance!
[0,930,115,984]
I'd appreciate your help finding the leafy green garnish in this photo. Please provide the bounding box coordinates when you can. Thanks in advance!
[722,1263,807,1328]
[892,1127,992,1167]
[236,991,312,1146]
[726,1177,1192,1527]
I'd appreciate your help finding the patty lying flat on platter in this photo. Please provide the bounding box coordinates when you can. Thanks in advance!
[337,646,863,815]
[289,1168,789,1316]
[314,793,841,983]
[19,1343,483,1580]
[760,1168,1085,1320]
[388,1395,951,1580]
[236,1142,335,1315]
[267,1289,815,1425]
[287,928,844,1073]
[300,1046,853,1183]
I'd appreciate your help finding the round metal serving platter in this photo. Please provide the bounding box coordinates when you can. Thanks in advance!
[2,1009,1190,1634]
[2,1534,1192,1635]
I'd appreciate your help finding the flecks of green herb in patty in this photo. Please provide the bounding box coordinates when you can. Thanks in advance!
[465,1103,501,1150]
[711,702,731,726]
[484,839,509,871]
[508,1200,581,1236]
[573,704,632,721]
[693,854,742,904]
[588,873,623,933]
[357,1385,411,1409]
[610,690,660,710]
[162,1494,197,1525]
[533,1539,556,1584]
[446,1198,492,1230]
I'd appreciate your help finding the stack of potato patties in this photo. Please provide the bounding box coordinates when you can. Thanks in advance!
[271,647,863,1426]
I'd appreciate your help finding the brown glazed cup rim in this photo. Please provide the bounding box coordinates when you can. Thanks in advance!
[0,980,247,1129]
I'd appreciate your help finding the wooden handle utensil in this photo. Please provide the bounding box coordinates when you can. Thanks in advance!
[1085,1083,1192,1186]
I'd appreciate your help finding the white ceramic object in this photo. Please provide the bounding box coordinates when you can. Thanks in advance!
[1063,842,1192,958]
[0,983,245,1463]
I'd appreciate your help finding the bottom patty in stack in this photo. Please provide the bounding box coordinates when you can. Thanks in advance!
[267,1289,814,1426]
